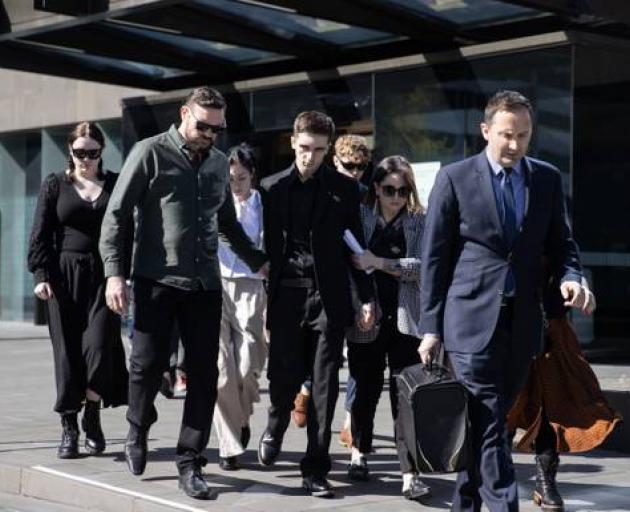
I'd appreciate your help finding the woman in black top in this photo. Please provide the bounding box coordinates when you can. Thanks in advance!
[349,155,428,500]
[27,122,128,459]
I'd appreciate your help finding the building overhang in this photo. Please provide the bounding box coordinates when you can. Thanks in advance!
[1,0,629,91]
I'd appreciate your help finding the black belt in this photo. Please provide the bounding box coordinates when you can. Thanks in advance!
[280,277,315,288]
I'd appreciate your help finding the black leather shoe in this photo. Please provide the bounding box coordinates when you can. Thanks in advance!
[241,425,251,450]
[178,465,213,500]
[124,425,148,476]
[219,456,239,471]
[258,429,281,467]
[302,476,334,498]
[403,475,431,501]
[82,400,105,455]
[58,413,79,459]
[348,457,369,481]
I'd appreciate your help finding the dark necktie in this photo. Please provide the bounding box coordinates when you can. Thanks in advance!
[500,167,517,295]
[500,167,517,245]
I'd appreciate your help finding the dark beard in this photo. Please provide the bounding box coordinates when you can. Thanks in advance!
[190,138,213,152]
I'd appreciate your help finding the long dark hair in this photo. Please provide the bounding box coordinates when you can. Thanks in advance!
[66,121,105,180]
[227,143,258,183]
[365,155,424,214]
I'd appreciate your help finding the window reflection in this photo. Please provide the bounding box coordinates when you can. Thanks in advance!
[389,0,548,27]
[375,47,571,171]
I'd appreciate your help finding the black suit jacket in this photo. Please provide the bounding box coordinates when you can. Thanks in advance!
[260,163,374,327]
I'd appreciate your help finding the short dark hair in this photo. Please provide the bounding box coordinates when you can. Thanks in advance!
[366,155,424,214]
[227,142,257,177]
[293,111,335,142]
[66,121,105,179]
[484,90,533,124]
[184,86,226,110]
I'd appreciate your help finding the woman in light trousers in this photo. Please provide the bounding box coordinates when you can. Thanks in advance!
[214,143,267,470]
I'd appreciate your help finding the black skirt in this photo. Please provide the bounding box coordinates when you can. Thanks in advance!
[46,251,128,413]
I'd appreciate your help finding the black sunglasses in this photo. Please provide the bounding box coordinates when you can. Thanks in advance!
[339,160,367,172]
[71,148,101,160]
[381,185,410,198]
[189,109,227,135]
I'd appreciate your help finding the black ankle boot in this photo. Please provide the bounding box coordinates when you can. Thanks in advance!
[58,413,79,459]
[82,400,106,455]
[534,453,564,511]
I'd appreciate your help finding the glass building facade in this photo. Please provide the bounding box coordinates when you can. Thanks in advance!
[1,38,629,354]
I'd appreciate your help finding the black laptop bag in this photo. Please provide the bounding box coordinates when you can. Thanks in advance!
[396,363,471,474]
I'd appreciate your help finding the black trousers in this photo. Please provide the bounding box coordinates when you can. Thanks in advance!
[47,251,128,413]
[449,304,533,512]
[266,286,344,478]
[348,316,420,473]
[535,410,558,456]
[128,277,222,470]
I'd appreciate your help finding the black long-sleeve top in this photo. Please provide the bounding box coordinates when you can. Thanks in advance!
[27,171,117,284]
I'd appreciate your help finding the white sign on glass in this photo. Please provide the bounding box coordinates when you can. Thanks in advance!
[411,161,441,208]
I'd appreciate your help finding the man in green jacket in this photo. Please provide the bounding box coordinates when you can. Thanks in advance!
[100,86,267,500]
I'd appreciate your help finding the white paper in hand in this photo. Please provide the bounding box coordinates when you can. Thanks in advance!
[343,229,374,274]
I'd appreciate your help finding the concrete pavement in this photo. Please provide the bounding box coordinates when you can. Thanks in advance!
[1,321,629,511]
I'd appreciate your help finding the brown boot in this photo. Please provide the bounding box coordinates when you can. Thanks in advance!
[292,391,309,428]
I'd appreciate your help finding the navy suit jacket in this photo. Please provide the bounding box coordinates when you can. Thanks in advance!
[420,151,582,355]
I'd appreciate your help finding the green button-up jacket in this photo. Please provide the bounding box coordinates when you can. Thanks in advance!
[99,125,266,290]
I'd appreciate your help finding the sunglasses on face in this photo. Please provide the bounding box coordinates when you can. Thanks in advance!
[189,109,227,135]
[71,148,101,160]
[381,185,410,198]
[339,160,367,172]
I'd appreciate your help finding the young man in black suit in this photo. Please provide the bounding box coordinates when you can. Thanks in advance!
[257,111,375,497]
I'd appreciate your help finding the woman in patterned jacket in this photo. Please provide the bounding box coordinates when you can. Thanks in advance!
[348,155,428,501]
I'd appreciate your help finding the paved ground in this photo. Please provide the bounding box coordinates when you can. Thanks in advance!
[0,492,83,512]
[1,321,629,511]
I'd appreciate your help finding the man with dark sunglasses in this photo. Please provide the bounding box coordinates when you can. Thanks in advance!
[100,86,267,500]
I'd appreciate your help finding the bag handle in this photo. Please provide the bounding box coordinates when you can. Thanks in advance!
[422,344,446,372]
[421,362,451,381]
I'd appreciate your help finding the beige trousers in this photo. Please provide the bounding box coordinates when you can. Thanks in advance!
[213,277,267,457]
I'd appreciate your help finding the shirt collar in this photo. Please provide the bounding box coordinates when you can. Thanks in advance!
[169,124,187,150]
[485,148,523,177]
[290,162,322,184]
[234,188,261,209]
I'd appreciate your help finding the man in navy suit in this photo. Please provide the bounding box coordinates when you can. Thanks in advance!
[419,90,585,512]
